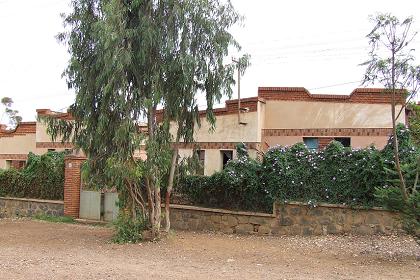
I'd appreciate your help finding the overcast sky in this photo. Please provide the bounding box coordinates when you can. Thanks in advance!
[0,0,420,121]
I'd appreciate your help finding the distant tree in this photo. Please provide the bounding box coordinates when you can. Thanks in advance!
[45,0,248,238]
[1,97,22,129]
[362,14,420,201]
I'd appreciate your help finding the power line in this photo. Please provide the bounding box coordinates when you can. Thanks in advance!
[309,81,362,91]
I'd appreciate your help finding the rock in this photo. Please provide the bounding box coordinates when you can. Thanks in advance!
[258,225,271,235]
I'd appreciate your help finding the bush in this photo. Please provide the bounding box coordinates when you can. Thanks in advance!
[0,151,65,200]
[179,124,418,212]
[261,142,385,206]
[112,212,146,244]
[182,156,271,212]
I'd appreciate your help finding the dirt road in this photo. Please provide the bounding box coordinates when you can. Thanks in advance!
[0,219,418,279]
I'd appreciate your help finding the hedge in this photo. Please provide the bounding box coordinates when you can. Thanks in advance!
[0,152,65,200]
[180,124,419,212]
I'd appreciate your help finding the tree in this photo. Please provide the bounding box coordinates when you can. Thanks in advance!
[46,0,247,239]
[1,97,22,129]
[362,14,420,201]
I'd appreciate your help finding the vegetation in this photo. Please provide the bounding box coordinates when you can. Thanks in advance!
[1,97,22,129]
[361,14,420,202]
[180,125,420,217]
[42,0,248,240]
[0,152,65,200]
[112,212,146,244]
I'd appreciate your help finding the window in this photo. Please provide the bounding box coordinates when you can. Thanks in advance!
[48,149,56,152]
[303,137,319,150]
[334,137,351,147]
[220,150,233,169]
[5,160,12,169]
[196,150,205,175]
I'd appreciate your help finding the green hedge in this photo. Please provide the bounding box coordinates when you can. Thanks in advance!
[0,152,65,200]
[180,124,419,212]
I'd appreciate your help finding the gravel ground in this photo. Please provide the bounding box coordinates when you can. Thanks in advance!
[0,218,419,280]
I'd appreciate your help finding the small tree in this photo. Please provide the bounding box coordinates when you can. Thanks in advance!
[362,14,420,201]
[1,97,22,129]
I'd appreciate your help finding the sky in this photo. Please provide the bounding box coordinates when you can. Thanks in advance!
[0,0,420,122]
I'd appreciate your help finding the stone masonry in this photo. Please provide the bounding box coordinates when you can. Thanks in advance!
[0,197,64,218]
[169,202,401,236]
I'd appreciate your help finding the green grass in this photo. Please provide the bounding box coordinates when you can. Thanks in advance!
[33,214,75,224]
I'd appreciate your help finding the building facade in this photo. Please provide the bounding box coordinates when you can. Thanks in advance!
[0,87,405,174]
[0,109,72,169]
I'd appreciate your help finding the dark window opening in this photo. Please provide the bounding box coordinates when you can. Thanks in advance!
[334,137,351,147]
[303,137,319,150]
[221,150,233,169]
[48,149,56,152]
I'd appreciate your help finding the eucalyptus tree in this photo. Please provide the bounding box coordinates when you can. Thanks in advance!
[362,14,420,201]
[47,0,247,238]
[1,97,22,129]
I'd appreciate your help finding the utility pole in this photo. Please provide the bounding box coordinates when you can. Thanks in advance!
[232,58,245,125]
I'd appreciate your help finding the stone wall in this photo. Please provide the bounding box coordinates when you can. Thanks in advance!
[0,197,64,218]
[169,202,401,236]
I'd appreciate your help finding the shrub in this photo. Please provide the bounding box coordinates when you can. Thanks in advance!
[0,151,65,200]
[261,142,385,206]
[179,124,418,212]
[112,212,146,244]
[181,148,271,212]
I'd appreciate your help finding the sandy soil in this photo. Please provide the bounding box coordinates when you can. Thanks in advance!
[0,218,418,280]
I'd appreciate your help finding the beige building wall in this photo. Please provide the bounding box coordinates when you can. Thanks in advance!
[189,111,259,143]
[264,101,404,129]
[351,136,388,149]
[36,122,52,143]
[0,134,37,155]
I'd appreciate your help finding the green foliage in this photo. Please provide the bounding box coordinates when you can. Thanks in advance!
[34,214,75,224]
[0,152,65,200]
[262,142,385,207]
[236,142,249,158]
[181,152,269,213]
[375,187,419,234]
[1,96,22,129]
[408,103,420,146]
[382,124,419,164]
[48,0,247,235]
[181,127,419,212]
[112,212,146,244]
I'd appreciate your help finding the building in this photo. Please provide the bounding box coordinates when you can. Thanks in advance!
[0,87,405,174]
[0,109,72,169]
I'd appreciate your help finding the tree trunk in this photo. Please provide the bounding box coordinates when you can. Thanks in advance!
[391,49,409,202]
[152,185,161,238]
[164,142,179,232]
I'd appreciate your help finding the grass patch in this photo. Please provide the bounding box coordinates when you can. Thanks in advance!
[34,214,75,224]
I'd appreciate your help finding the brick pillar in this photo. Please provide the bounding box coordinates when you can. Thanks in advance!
[64,156,85,218]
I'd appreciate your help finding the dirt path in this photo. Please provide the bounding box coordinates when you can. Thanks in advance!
[0,219,418,280]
